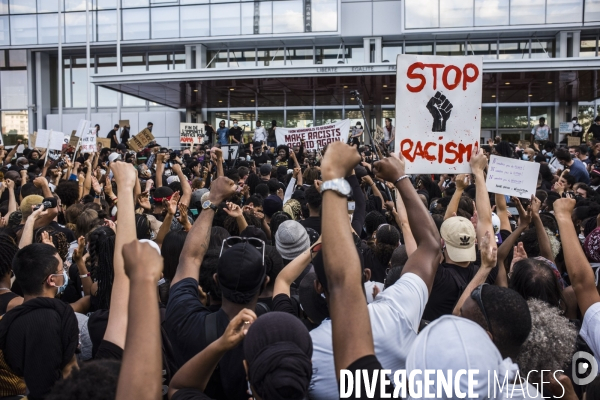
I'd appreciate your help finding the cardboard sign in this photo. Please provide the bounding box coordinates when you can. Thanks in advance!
[486,155,540,199]
[276,119,350,150]
[180,123,205,144]
[36,129,51,149]
[395,55,483,173]
[81,128,98,153]
[69,131,79,147]
[75,119,91,138]
[559,122,573,134]
[128,128,155,152]
[29,132,37,148]
[119,120,130,128]
[48,131,65,151]
[567,137,581,147]
[97,138,112,149]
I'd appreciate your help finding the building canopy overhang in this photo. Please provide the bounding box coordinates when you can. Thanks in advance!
[90,58,600,109]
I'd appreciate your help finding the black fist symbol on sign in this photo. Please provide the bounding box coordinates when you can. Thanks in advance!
[426,91,453,132]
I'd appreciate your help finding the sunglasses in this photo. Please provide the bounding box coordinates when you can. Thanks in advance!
[220,236,265,266]
[471,284,494,336]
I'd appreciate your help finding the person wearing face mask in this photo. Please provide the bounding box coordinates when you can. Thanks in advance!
[571,117,583,139]
[228,119,244,145]
[0,243,79,400]
[522,148,535,162]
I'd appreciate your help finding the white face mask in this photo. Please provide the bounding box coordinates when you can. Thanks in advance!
[234,123,238,127]
[22,164,29,169]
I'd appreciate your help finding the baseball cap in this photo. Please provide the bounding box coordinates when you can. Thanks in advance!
[263,195,283,218]
[108,153,121,163]
[440,216,476,262]
[259,164,272,177]
[116,143,127,151]
[217,242,266,304]
[166,175,180,185]
[275,220,310,260]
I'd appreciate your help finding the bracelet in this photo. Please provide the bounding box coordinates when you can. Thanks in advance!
[395,175,409,184]
[79,273,90,278]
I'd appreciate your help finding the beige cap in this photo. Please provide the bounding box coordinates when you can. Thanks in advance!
[440,216,476,262]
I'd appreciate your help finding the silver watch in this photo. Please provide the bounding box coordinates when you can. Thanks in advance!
[320,178,352,197]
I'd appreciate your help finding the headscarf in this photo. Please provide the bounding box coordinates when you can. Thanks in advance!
[283,199,302,221]
[244,312,312,400]
[584,227,600,262]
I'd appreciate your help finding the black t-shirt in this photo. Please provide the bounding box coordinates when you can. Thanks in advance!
[107,129,119,148]
[272,293,298,316]
[344,355,389,399]
[172,388,214,400]
[121,129,130,143]
[299,216,321,234]
[204,126,214,142]
[267,127,276,142]
[251,152,270,166]
[164,278,248,400]
[228,127,243,143]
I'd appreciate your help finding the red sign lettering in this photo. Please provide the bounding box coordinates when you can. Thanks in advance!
[400,139,479,165]
[406,63,480,93]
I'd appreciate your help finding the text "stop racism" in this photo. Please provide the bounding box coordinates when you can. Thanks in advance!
[406,63,479,93]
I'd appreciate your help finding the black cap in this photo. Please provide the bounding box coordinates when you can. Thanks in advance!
[116,143,127,151]
[260,164,272,176]
[217,243,266,304]
[595,116,600,122]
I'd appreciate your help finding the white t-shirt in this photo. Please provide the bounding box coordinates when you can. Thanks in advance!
[531,124,550,141]
[580,301,600,367]
[254,126,267,142]
[309,272,428,400]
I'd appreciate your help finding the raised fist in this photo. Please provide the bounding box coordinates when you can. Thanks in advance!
[426,91,453,132]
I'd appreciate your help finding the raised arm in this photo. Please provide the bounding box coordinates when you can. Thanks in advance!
[393,191,417,256]
[154,193,179,247]
[320,142,373,376]
[213,148,224,178]
[116,240,164,400]
[72,237,93,296]
[554,198,600,316]
[5,179,17,216]
[444,174,469,220]
[19,206,49,248]
[33,176,53,199]
[373,153,442,293]
[494,193,512,232]
[2,141,20,166]
[155,154,165,188]
[103,161,138,350]
[362,175,384,207]
[273,240,319,298]
[172,163,192,206]
[348,174,366,235]
[530,195,554,261]
[171,177,236,286]
[470,148,494,243]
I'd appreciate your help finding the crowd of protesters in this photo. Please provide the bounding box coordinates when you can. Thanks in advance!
[0,118,599,400]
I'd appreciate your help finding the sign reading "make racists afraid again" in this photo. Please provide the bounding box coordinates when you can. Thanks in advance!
[395,55,483,174]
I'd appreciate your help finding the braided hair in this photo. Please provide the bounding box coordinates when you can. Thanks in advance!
[87,226,116,310]
[0,230,18,277]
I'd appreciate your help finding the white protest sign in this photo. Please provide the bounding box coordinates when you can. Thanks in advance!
[275,119,350,150]
[559,122,573,134]
[80,128,98,153]
[486,155,540,199]
[180,123,205,145]
[75,120,91,138]
[395,55,483,173]
[49,131,65,151]
[36,129,51,149]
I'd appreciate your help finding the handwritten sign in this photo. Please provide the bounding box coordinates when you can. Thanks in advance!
[119,120,130,128]
[80,128,98,153]
[97,138,112,149]
[180,123,205,145]
[36,129,51,149]
[49,131,65,151]
[75,119,91,138]
[486,155,540,198]
[559,122,573,134]
[567,136,581,147]
[276,119,350,150]
[395,55,483,173]
[128,128,155,152]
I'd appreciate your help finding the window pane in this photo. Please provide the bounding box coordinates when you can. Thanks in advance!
[467,41,498,59]
[531,106,553,129]
[63,59,71,108]
[0,0,7,14]
[122,54,146,72]
[312,0,337,32]
[0,51,4,68]
[1,111,29,145]
[241,2,254,35]
[405,43,433,55]
[180,0,207,4]
[510,0,545,25]
[498,41,529,59]
[285,47,313,66]
[440,0,473,27]
[286,110,313,128]
[0,70,28,109]
[0,16,8,46]
[65,0,87,11]
[229,50,255,67]
[38,14,58,44]
[151,6,178,38]
[211,4,240,36]
[206,50,228,68]
[345,45,363,64]
[10,0,36,14]
[586,0,600,22]
[9,50,27,67]
[122,9,149,40]
[258,1,272,33]
[498,107,528,128]
[72,64,91,108]
[148,54,168,71]
[273,0,303,33]
[405,0,438,28]
[122,0,149,7]
[180,5,209,37]
[481,107,496,129]
[10,15,37,45]
[38,0,58,12]
[316,46,345,65]
[436,42,465,56]
[98,87,117,107]
[547,0,582,23]
[97,0,117,8]
[382,45,402,63]
[123,94,145,106]
[475,0,508,26]
[65,12,91,43]
[97,10,116,41]
[173,52,185,69]
[531,40,553,58]
[258,49,284,67]
[580,38,597,57]
[315,110,342,127]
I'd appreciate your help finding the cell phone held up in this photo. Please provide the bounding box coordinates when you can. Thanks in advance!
[33,197,58,212]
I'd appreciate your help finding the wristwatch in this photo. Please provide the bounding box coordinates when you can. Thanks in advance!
[320,178,352,197]
[202,200,218,212]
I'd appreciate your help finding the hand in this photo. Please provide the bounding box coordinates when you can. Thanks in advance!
[216,309,257,352]
[553,180,565,195]
[5,179,14,191]
[157,153,167,163]
[104,218,116,232]
[137,192,151,211]
[122,240,164,282]
[511,197,532,228]
[470,209,479,232]
[509,242,528,274]
[426,91,453,132]
[384,201,395,212]
[361,175,374,186]
[111,161,137,189]
[213,147,223,161]
[469,147,488,172]
[40,231,54,247]
[314,180,323,192]
[178,203,191,229]
[33,176,48,188]
[171,163,182,175]
[91,176,102,194]
[479,231,497,269]
[0,216,7,229]
[208,176,237,204]
[292,167,301,179]
[373,152,406,183]
[455,174,470,191]
[320,141,361,180]
[530,195,541,215]
[30,204,49,221]
[145,179,154,192]
[224,202,243,218]
[165,192,181,216]
[553,198,576,218]
[72,236,86,263]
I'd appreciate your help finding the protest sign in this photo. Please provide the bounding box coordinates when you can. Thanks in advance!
[128,128,155,152]
[75,120,91,138]
[97,138,112,149]
[119,120,130,128]
[29,132,37,148]
[36,129,51,149]
[486,155,540,198]
[567,136,581,146]
[69,131,79,147]
[395,55,483,173]
[275,119,350,150]
[0,134,3,146]
[48,131,65,151]
[80,128,98,153]
[559,122,573,134]
[180,123,205,145]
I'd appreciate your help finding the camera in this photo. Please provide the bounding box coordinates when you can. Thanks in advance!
[33,197,57,211]
[350,90,359,97]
